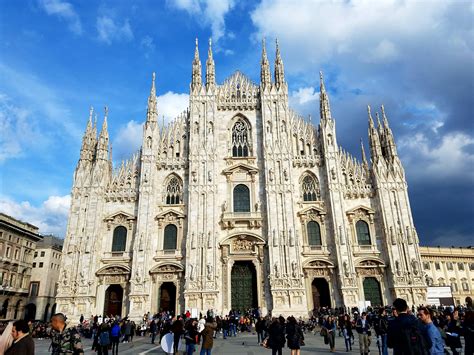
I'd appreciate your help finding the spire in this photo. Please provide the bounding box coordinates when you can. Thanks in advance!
[360,138,368,166]
[96,106,109,161]
[206,38,215,90]
[380,105,398,159]
[260,38,271,89]
[79,106,95,162]
[367,105,383,161]
[146,72,158,122]
[274,38,285,89]
[319,71,332,122]
[367,105,374,128]
[191,38,202,91]
[381,104,390,128]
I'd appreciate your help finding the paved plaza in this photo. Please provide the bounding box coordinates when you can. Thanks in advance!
[34,330,390,354]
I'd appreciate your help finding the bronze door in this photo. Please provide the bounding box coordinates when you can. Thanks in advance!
[231,262,257,312]
[363,277,382,307]
[104,284,123,317]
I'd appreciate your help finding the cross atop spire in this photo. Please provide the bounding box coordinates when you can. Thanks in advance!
[147,72,158,122]
[319,71,332,122]
[206,38,215,90]
[274,38,285,89]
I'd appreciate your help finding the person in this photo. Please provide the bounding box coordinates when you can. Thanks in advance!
[374,308,389,355]
[200,317,217,355]
[356,312,371,355]
[4,320,34,355]
[323,315,337,352]
[267,317,286,355]
[50,313,84,355]
[172,317,185,354]
[418,307,444,355]
[286,316,304,355]
[342,315,353,352]
[184,319,199,355]
[463,296,474,355]
[255,317,265,345]
[0,322,14,355]
[387,298,430,355]
[110,321,121,355]
[150,318,158,344]
[445,311,462,355]
[97,323,111,355]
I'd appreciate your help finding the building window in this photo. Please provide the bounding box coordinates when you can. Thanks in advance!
[462,281,469,291]
[435,262,441,270]
[34,252,38,258]
[470,263,474,271]
[6,247,11,258]
[39,262,43,268]
[356,220,371,245]
[447,262,453,270]
[307,221,322,246]
[14,249,19,260]
[165,176,183,205]
[33,263,36,268]
[112,226,127,252]
[451,280,458,292]
[458,263,465,271]
[233,184,250,212]
[29,282,39,297]
[423,262,430,270]
[163,224,177,250]
[301,175,319,201]
[232,120,250,157]
[40,251,45,257]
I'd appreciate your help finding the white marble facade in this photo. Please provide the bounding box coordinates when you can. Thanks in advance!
[56,40,427,322]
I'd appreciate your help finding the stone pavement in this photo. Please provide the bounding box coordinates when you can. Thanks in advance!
[34,330,390,354]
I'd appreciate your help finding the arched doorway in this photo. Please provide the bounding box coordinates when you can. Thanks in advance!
[231,261,257,312]
[312,278,331,308]
[44,304,50,322]
[14,300,21,319]
[51,303,57,316]
[24,303,36,320]
[159,282,176,315]
[363,277,382,307]
[104,284,123,317]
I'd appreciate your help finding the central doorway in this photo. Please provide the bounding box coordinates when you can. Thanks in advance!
[159,282,176,315]
[312,278,331,308]
[104,284,123,317]
[231,261,257,312]
[363,277,382,307]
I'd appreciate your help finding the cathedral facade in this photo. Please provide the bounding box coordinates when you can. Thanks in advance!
[56,40,427,321]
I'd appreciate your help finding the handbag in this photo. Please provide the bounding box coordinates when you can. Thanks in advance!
[300,339,305,346]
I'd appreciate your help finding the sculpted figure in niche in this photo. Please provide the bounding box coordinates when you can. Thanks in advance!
[222,201,227,212]
[62,270,69,286]
[411,259,419,275]
[255,200,261,212]
[343,261,349,277]
[272,229,278,246]
[189,264,195,281]
[289,229,295,247]
[207,232,212,249]
[291,261,297,277]
[274,262,280,278]
[191,233,196,249]
[207,263,213,280]
[283,169,289,181]
[390,227,396,245]
[406,226,413,244]
[269,168,274,181]
[395,260,401,276]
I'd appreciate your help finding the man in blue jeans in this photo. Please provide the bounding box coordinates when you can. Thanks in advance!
[375,309,389,355]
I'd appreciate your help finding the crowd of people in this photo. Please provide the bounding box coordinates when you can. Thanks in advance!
[0,297,472,354]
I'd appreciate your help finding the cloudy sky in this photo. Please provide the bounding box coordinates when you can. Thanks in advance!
[0,0,472,246]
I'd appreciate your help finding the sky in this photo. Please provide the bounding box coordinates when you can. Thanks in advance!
[0,0,473,246]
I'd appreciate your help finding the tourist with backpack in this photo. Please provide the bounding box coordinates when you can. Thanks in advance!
[387,298,431,355]
[97,323,111,355]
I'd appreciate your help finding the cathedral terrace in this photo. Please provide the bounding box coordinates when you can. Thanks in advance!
[57,39,430,321]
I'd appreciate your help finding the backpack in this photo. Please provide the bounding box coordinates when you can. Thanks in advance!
[99,331,110,346]
[111,324,121,337]
[399,322,428,355]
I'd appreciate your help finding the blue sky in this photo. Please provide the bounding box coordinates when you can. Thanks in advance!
[0,0,473,246]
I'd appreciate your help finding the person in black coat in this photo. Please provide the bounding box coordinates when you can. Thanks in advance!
[5,320,34,355]
[267,317,286,355]
[286,316,304,355]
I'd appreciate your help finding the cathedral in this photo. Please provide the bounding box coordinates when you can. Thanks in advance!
[56,39,427,321]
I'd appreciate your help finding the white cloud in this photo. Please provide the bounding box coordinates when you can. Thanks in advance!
[157,91,189,122]
[170,0,235,42]
[112,120,143,162]
[399,132,474,182]
[290,87,318,105]
[97,16,134,44]
[0,194,70,237]
[38,0,82,35]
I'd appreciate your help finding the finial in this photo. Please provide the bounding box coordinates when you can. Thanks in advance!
[381,104,390,127]
[195,37,198,46]
[275,38,280,57]
[367,105,372,118]
[320,71,326,92]
[209,38,212,48]
[376,112,382,128]
[104,106,108,118]
[89,106,94,121]
[152,71,156,82]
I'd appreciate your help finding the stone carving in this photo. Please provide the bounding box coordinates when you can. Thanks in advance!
[291,261,297,277]
[289,229,295,247]
[272,229,278,246]
[274,262,280,278]
[207,263,213,280]
[411,259,419,275]
[269,168,274,181]
[390,227,396,245]
[339,225,345,245]
[283,169,289,181]
[343,261,349,277]
[191,233,196,249]
[255,200,261,212]
[207,232,212,249]
[406,226,413,244]
[189,264,195,281]
[233,237,254,252]
[395,260,401,276]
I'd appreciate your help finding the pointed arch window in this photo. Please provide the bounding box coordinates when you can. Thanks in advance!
[302,175,319,201]
[232,121,250,157]
[166,176,182,205]
[307,221,322,246]
[233,184,250,212]
[163,224,177,250]
[112,226,127,252]
[356,220,371,245]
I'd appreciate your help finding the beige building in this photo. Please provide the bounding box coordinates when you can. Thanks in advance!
[0,213,42,320]
[57,41,429,322]
[420,246,474,305]
[30,236,63,321]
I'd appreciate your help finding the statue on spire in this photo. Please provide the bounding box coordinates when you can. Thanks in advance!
[260,38,271,89]
[146,72,158,122]
[319,71,332,122]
